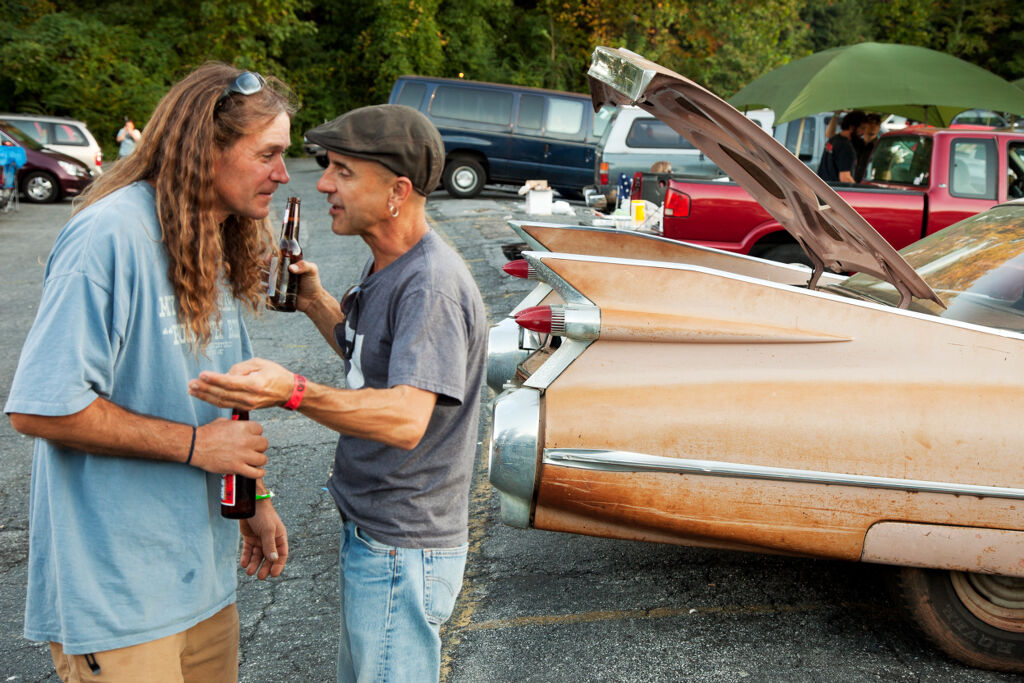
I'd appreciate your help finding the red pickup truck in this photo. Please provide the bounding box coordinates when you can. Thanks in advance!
[654,126,1024,263]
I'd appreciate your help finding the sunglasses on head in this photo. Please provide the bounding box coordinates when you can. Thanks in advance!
[214,71,266,113]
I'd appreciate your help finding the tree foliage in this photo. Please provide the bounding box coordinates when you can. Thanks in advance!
[0,0,1021,161]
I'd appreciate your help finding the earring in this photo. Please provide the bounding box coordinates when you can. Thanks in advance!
[389,204,400,218]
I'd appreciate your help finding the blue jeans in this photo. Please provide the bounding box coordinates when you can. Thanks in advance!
[337,520,467,683]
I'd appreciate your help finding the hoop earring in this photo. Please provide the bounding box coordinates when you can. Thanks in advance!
[388,204,400,218]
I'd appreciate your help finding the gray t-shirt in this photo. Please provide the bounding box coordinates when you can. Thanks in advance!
[329,230,486,548]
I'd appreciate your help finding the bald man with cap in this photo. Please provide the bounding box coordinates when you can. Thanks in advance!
[189,104,486,683]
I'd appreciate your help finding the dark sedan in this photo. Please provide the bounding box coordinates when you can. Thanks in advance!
[0,120,92,203]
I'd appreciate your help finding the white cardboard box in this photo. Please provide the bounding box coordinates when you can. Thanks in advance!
[524,189,553,215]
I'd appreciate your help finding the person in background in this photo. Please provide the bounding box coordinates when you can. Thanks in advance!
[818,110,866,184]
[854,113,882,182]
[116,117,142,158]
[188,104,487,683]
[5,63,293,682]
[650,160,672,173]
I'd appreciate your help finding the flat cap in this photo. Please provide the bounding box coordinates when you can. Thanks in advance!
[306,105,444,196]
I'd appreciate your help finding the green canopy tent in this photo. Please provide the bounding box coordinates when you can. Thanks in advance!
[729,42,1024,127]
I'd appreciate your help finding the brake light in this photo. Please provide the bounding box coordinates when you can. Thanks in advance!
[502,259,533,279]
[515,306,555,334]
[664,187,691,217]
[630,172,643,200]
[94,152,102,167]
[599,162,609,186]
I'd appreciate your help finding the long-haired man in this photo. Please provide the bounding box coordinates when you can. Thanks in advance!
[6,62,294,681]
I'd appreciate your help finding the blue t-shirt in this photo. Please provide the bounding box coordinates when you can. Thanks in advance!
[4,182,251,654]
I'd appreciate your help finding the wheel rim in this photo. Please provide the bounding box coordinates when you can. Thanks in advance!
[26,175,54,201]
[452,166,478,191]
[951,571,1024,632]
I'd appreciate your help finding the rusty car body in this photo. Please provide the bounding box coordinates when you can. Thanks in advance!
[487,47,1024,672]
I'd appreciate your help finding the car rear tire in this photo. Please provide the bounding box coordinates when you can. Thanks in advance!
[759,243,812,267]
[892,567,1024,672]
[442,158,485,198]
[22,170,58,203]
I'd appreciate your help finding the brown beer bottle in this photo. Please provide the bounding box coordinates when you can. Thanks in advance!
[267,197,303,312]
[220,409,257,519]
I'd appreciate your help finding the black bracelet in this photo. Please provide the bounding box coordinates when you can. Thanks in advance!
[185,425,197,465]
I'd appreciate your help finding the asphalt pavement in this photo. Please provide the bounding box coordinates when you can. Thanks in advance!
[1,158,1020,682]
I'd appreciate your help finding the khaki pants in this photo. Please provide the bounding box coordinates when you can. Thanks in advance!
[49,604,239,683]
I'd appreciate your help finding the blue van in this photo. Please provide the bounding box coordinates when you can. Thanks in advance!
[389,76,613,198]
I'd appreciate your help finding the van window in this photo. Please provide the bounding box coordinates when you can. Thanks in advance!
[625,118,695,149]
[518,95,544,130]
[9,119,48,144]
[395,82,426,109]
[54,124,86,145]
[431,86,513,125]
[546,97,583,136]
[950,138,996,199]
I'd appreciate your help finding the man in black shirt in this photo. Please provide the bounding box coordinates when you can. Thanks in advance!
[818,110,866,183]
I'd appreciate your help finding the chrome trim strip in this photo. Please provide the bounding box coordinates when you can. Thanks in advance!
[522,252,594,307]
[544,448,1024,501]
[524,338,593,390]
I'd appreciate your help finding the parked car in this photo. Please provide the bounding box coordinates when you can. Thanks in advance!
[0,121,93,203]
[388,75,613,198]
[487,46,1024,673]
[0,112,102,176]
[584,105,774,206]
[654,124,1024,265]
[771,111,832,170]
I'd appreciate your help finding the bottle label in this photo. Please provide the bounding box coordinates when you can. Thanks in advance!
[221,474,236,505]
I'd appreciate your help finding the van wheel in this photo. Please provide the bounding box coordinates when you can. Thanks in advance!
[892,567,1024,672]
[22,170,58,203]
[443,159,485,198]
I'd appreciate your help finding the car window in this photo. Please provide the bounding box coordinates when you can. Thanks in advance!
[834,205,1024,331]
[592,106,613,139]
[0,122,42,150]
[545,97,583,136]
[782,117,816,161]
[866,135,932,186]
[517,95,543,131]
[430,86,512,126]
[54,123,87,146]
[1008,143,1024,199]
[8,119,48,144]
[950,138,997,200]
[625,118,696,149]
[395,82,426,109]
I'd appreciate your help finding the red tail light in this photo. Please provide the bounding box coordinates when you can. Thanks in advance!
[502,259,532,279]
[514,306,554,334]
[95,152,102,168]
[630,172,643,199]
[664,187,691,217]
[599,162,609,186]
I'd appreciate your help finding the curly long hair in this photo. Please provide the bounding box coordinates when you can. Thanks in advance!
[76,62,296,352]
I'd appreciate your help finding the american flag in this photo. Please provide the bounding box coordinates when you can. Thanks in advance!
[617,172,631,209]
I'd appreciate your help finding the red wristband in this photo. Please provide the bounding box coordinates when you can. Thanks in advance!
[283,374,307,410]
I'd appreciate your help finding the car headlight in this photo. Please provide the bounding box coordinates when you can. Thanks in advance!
[58,160,86,177]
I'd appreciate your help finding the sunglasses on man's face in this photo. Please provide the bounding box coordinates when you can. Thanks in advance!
[215,71,266,113]
[340,285,361,361]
